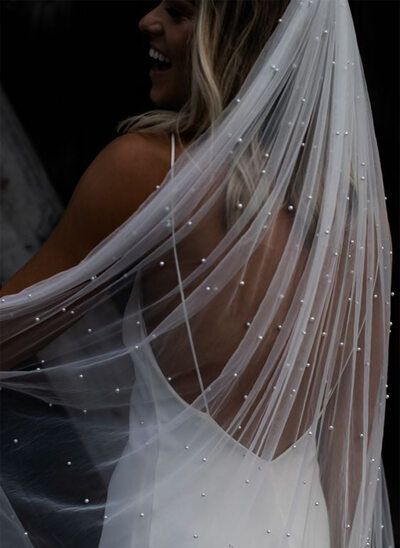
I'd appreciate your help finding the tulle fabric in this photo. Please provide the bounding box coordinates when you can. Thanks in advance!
[0,0,394,546]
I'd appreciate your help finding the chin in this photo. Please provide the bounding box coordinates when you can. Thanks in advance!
[150,91,181,111]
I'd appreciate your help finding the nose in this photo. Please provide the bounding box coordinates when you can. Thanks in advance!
[138,9,163,36]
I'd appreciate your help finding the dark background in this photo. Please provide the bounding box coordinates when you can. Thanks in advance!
[1,0,399,544]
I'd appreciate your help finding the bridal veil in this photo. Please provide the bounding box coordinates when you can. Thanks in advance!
[0,0,394,546]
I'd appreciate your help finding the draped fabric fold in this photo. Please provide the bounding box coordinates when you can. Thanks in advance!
[0,1,394,546]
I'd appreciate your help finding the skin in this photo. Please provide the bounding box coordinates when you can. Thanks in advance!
[0,1,196,298]
[139,0,196,110]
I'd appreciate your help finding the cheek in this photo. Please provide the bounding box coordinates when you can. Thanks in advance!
[173,25,194,65]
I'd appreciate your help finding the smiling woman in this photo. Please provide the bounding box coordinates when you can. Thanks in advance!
[0,1,395,548]
[138,0,196,110]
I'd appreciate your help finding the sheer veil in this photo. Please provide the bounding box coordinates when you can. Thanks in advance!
[0,0,394,547]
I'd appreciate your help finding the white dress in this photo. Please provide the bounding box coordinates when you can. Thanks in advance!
[98,136,331,548]
[98,274,331,548]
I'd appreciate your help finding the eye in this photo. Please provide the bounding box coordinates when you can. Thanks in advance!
[166,7,183,21]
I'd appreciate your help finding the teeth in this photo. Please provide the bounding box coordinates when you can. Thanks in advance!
[149,47,171,64]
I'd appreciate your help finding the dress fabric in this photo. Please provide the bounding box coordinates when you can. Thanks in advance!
[97,135,331,548]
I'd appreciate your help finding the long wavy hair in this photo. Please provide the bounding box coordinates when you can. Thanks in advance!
[117,0,355,234]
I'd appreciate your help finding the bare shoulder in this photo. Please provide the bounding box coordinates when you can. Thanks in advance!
[71,131,173,237]
[0,131,173,296]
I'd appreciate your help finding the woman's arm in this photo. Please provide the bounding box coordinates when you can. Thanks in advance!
[0,132,170,297]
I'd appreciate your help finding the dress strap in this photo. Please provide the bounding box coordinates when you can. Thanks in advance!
[170,132,176,170]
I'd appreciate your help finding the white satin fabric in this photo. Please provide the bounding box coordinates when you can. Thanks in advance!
[98,137,331,548]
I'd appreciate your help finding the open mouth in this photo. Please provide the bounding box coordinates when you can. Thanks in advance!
[150,59,172,71]
[149,47,172,71]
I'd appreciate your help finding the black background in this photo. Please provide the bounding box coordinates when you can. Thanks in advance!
[1,0,399,544]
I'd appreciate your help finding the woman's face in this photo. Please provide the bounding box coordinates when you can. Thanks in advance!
[139,0,196,110]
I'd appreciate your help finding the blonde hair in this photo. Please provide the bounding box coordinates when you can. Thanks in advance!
[117,0,355,235]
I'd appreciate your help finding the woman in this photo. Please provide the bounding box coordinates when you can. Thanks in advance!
[0,1,394,547]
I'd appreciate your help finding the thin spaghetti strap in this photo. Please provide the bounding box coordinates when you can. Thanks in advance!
[170,132,175,169]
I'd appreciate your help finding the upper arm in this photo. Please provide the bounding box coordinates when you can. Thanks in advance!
[0,132,168,296]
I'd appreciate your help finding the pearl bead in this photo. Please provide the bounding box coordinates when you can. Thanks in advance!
[205,286,211,291]
[185,445,190,450]
[61,307,66,312]
[35,317,40,322]
[201,258,206,263]
[233,373,238,377]
[13,438,18,444]
[239,280,245,286]
[115,388,120,393]
[245,321,251,327]
[287,205,294,211]
[159,261,165,266]
[277,324,282,330]
[315,501,319,506]
[201,492,206,497]
[83,409,87,414]
[193,533,199,539]
[245,479,250,484]
[328,425,334,430]
[236,98,241,103]
[66,461,72,466]
[202,457,207,462]
[84,498,90,504]
[257,335,263,340]
[266,529,271,534]
[139,512,145,517]
[79,374,84,379]
[87,328,92,333]
[237,202,244,209]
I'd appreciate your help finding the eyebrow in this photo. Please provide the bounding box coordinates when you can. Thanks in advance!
[166,0,196,14]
